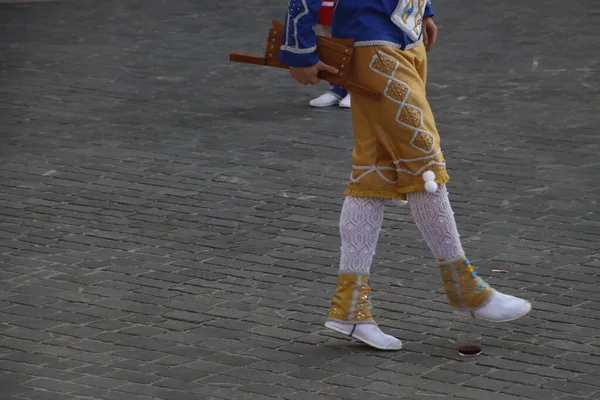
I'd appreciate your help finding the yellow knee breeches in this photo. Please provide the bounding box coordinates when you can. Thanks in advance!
[345,44,449,201]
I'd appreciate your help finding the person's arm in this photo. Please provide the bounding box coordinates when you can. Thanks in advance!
[279,0,323,68]
[424,0,435,18]
[423,1,437,52]
[279,0,339,85]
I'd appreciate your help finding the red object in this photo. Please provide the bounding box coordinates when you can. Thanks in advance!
[318,1,336,26]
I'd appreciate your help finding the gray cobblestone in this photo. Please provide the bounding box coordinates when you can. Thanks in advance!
[501,384,566,399]
[452,388,523,400]
[542,380,600,397]
[17,390,68,400]
[22,377,88,393]
[557,396,591,400]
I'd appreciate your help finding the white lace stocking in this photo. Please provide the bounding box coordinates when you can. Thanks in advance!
[407,185,464,260]
[338,196,385,274]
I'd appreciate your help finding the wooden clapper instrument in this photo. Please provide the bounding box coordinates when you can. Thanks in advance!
[229,20,380,100]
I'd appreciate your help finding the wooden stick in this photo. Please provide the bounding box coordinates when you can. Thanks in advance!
[229,53,267,66]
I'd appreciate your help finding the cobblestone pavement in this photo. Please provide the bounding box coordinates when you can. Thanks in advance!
[1,1,599,399]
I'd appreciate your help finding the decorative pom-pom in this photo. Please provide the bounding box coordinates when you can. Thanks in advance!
[425,180,438,193]
[422,170,435,182]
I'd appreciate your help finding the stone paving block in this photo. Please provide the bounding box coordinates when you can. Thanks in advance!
[16,390,71,400]
[463,376,515,393]
[283,376,341,393]
[566,372,600,389]
[542,379,600,397]
[501,384,567,399]
[451,388,523,400]
[0,371,35,384]
[557,396,592,400]
[285,393,339,400]
[21,377,88,393]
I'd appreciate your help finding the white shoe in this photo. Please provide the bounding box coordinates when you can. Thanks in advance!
[325,321,402,350]
[309,92,340,107]
[463,290,532,322]
[338,93,351,108]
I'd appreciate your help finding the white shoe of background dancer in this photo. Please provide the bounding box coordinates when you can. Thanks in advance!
[325,321,402,350]
[338,93,351,108]
[461,290,532,322]
[309,92,340,107]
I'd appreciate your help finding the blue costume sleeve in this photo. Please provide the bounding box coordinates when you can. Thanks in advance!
[279,0,322,68]
[424,1,435,17]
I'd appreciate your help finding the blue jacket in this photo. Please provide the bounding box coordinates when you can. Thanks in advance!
[280,0,435,68]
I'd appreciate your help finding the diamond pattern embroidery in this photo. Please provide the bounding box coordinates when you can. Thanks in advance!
[398,105,422,128]
[361,51,444,179]
[369,51,438,157]
[385,81,409,104]
[370,53,397,76]
[410,130,435,153]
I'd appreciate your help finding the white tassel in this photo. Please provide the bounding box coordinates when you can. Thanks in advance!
[422,170,438,193]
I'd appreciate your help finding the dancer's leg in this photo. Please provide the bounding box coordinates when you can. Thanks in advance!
[407,185,531,322]
[325,196,402,350]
